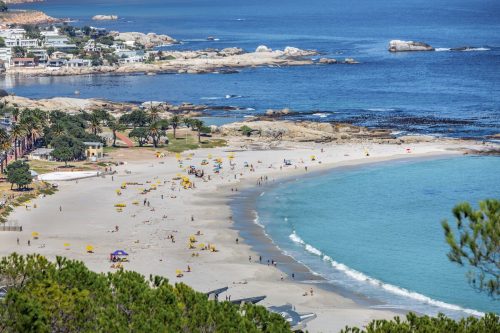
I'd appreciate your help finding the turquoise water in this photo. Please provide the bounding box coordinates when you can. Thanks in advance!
[256,156,500,316]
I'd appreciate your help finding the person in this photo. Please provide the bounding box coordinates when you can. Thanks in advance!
[59,205,62,212]
[17,238,19,245]
[115,225,119,232]
[259,255,262,263]
[143,198,147,206]
[161,194,164,199]
[248,256,252,262]
[191,215,194,222]
[235,238,239,244]
[112,176,114,181]
[187,265,191,272]
[310,288,314,296]
[27,240,30,246]
[280,274,284,281]
[305,166,308,172]
[292,273,295,279]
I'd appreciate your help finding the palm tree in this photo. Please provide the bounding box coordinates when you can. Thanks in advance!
[107,118,126,147]
[183,117,192,129]
[148,106,161,123]
[148,120,168,148]
[170,115,182,139]
[9,124,25,161]
[89,111,103,135]
[191,119,204,143]
[0,128,11,174]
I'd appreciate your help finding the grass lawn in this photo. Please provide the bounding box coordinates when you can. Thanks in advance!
[28,160,96,175]
[165,133,226,153]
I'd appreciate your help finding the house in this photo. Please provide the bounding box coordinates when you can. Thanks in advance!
[0,48,12,68]
[11,58,38,67]
[0,28,26,40]
[118,55,144,64]
[28,49,48,63]
[50,51,71,60]
[83,40,102,53]
[29,148,54,161]
[43,35,76,50]
[4,38,39,48]
[66,59,92,68]
[84,142,104,160]
[47,59,67,67]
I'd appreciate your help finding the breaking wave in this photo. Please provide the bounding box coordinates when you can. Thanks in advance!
[288,231,484,317]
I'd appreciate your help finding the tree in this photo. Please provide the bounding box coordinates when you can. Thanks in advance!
[129,127,149,147]
[0,37,5,48]
[107,118,126,147]
[51,135,85,166]
[442,200,500,298]
[240,125,253,137]
[147,120,168,148]
[341,312,500,333]
[9,124,25,161]
[191,119,204,143]
[0,1,7,13]
[0,128,10,174]
[120,110,148,128]
[6,160,32,190]
[170,115,182,139]
[0,254,291,332]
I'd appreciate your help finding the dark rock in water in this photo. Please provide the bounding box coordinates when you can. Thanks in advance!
[318,58,338,64]
[450,46,481,51]
[388,40,435,52]
[0,89,8,98]
[218,69,240,74]
[207,36,216,41]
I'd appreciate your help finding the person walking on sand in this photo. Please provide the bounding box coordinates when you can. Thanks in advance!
[17,238,19,245]
[143,198,147,206]
[59,205,62,212]
[27,240,30,246]
[248,256,252,262]
[235,238,239,244]
[310,288,314,296]
[259,255,262,263]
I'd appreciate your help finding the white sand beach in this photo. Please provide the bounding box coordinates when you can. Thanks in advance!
[0,139,488,332]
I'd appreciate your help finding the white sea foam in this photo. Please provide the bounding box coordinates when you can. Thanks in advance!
[245,107,256,111]
[288,231,485,317]
[225,94,243,99]
[435,47,490,52]
[200,96,223,100]
[259,191,266,196]
[435,48,451,52]
[252,210,265,228]
[312,113,328,118]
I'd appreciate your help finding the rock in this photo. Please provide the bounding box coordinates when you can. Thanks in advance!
[219,47,244,56]
[0,89,8,98]
[256,45,272,52]
[112,31,177,48]
[388,40,434,52]
[319,58,337,64]
[92,15,118,21]
[343,58,359,64]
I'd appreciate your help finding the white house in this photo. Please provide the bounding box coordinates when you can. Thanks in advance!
[0,48,12,68]
[66,59,92,68]
[5,38,40,48]
[0,28,26,40]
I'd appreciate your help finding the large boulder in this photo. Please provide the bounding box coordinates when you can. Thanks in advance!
[92,15,119,21]
[388,40,434,52]
[255,45,272,52]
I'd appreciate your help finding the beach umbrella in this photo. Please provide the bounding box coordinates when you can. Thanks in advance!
[176,269,183,277]
[31,232,39,239]
[64,243,70,250]
[86,245,94,253]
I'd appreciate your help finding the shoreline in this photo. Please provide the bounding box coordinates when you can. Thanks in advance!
[0,140,494,332]
[225,152,478,317]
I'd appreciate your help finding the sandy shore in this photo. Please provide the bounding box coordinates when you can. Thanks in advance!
[0,139,489,332]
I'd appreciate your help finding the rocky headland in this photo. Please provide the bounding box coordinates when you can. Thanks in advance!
[111,31,177,48]
[0,9,59,25]
[6,46,318,77]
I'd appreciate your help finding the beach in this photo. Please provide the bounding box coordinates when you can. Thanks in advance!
[0,138,485,332]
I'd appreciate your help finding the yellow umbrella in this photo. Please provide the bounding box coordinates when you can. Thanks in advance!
[176,269,183,277]
[32,232,39,239]
[64,243,70,250]
[86,245,94,253]
[208,154,212,159]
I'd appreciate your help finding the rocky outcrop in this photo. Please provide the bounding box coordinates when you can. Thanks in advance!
[92,15,118,21]
[388,40,434,52]
[4,0,43,3]
[111,31,177,48]
[219,120,395,143]
[319,58,337,64]
[0,10,59,25]
[7,47,317,77]
[255,45,272,52]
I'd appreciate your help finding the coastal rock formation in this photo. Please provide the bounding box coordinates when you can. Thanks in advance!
[388,40,434,52]
[219,121,395,143]
[92,15,119,21]
[0,10,59,25]
[7,47,317,77]
[4,0,44,3]
[111,31,177,48]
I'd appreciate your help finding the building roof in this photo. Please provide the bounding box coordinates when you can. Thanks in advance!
[31,148,54,155]
[12,58,35,62]
[83,142,103,146]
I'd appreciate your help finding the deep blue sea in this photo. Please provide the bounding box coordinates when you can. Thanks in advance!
[256,156,500,316]
[7,0,500,316]
[7,0,500,138]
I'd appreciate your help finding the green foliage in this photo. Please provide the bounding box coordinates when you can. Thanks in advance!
[0,254,291,333]
[0,37,5,48]
[442,200,500,298]
[51,135,85,166]
[0,1,7,13]
[341,312,500,333]
[120,109,149,128]
[129,127,149,147]
[240,125,253,137]
[5,160,32,190]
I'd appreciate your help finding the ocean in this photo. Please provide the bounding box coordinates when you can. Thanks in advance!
[7,0,500,139]
[7,0,500,316]
[255,156,500,316]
